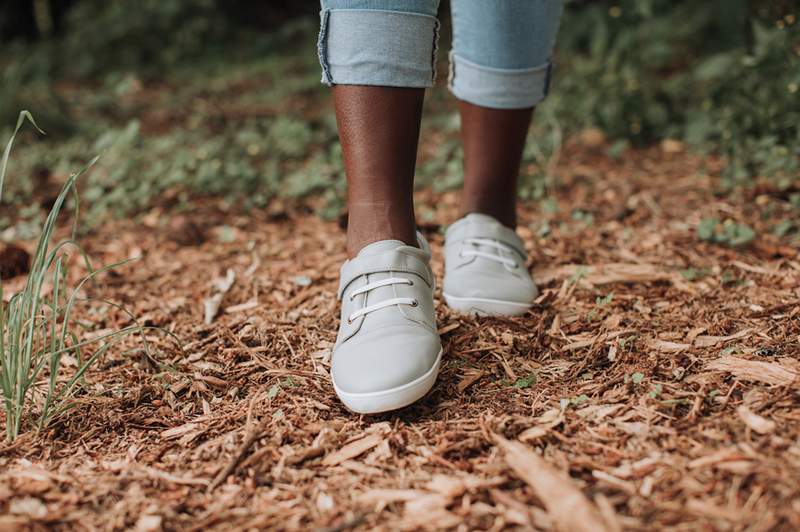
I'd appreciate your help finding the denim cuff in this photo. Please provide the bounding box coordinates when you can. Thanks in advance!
[448,52,553,109]
[318,9,439,88]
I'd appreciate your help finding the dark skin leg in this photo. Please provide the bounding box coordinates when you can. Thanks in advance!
[458,100,534,229]
[333,85,424,257]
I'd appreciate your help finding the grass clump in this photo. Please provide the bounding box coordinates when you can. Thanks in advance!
[0,112,142,442]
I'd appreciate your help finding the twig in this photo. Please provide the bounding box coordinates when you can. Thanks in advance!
[207,392,266,491]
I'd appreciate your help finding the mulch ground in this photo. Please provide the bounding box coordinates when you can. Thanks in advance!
[1,143,799,531]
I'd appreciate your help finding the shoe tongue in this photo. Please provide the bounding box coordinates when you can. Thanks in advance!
[357,239,407,257]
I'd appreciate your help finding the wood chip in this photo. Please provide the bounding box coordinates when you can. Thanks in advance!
[518,408,564,442]
[609,455,661,479]
[591,470,636,495]
[705,356,798,386]
[358,489,423,506]
[494,434,610,532]
[693,328,752,348]
[534,263,672,286]
[323,428,389,467]
[224,300,260,313]
[687,447,750,470]
[160,422,201,441]
[736,405,776,434]
[457,368,486,393]
[437,322,460,335]
[8,497,47,518]
[648,339,692,352]
[686,499,742,522]
[203,268,236,324]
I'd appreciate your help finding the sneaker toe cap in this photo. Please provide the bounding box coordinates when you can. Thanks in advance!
[444,269,538,304]
[331,325,441,395]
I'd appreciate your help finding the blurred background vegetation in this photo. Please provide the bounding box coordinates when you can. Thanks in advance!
[0,0,798,233]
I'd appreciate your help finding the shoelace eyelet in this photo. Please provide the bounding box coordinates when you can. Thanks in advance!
[410,299,419,307]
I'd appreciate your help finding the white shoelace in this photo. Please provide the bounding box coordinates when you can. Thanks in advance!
[347,277,417,323]
[459,237,519,268]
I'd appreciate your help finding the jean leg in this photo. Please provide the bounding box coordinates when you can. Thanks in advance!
[449,0,563,109]
[318,0,441,88]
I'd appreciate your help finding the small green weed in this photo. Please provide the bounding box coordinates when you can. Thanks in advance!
[649,383,663,398]
[679,267,709,281]
[697,218,756,247]
[513,374,537,389]
[559,394,590,410]
[0,112,142,442]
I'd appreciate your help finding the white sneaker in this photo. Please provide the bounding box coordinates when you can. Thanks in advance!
[332,234,442,414]
[443,213,538,316]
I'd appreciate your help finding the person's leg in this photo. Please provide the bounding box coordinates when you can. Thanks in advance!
[333,86,423,257]
[319,0,440,256]
[458,102,533,228]
[450,0,563,229]
[442,0,563,316]
[318,0,443,413]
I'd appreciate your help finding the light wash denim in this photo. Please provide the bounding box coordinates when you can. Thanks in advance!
[318,0,563,109]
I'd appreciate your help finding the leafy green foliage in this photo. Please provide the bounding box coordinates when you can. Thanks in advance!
[0,0,797,227]
[545,0,799,187]
[513,374,537,389]
[559,394,590,409]
[679,267,709,281]
[57,0,232,78]
[697,218,757,247]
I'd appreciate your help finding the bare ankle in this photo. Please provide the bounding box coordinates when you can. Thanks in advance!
[459,205,517,229]
[346,207,417,257]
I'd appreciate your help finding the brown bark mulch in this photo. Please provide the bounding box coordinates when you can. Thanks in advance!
[1,145,798,531]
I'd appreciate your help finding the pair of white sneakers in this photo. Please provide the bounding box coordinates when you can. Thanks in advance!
[332,213,538,413]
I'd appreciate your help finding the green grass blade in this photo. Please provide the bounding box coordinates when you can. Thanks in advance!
[0,111,44,204]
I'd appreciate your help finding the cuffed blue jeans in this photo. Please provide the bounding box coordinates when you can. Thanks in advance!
[317,0,563,109]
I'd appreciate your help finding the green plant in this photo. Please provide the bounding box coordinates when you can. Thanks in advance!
[559,394,590,409]
[513,374,537,389]
[679,267,709,281]
[2,1,797,229]
[697,218,756,247]
[546,0,800,187]
[0,112,142,441]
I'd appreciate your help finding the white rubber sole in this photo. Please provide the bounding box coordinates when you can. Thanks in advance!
[332,348,442,414]
[443,293,532,317]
